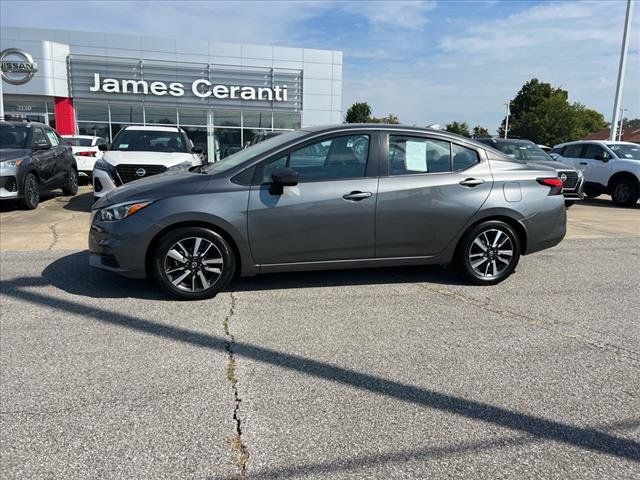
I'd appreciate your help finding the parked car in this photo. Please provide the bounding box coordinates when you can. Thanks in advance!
[244,131,283,148]
[550,140,640,206]
[92,126,203,203]
[476,138,584,206]
[89,124,567,300]
[538,144,551,153]
[1,121,78,209]
[61,135,106,182]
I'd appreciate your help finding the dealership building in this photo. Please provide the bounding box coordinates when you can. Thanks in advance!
[0,27,343,158]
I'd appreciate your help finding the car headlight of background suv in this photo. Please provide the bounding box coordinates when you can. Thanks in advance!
[166,161,193,172]
[98,201,153,221]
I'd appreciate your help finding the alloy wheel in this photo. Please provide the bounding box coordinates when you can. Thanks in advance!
[468,228,514,279]
[163,237,224,292]
[26,175,39,207]
[613,182,631,204]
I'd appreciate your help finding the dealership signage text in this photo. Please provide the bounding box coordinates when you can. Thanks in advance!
[89,73,288,101]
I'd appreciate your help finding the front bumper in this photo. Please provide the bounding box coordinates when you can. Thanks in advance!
[88,209,161,278]
[0,164,20,199]
[561,174,585,201]
[92,167,118,199]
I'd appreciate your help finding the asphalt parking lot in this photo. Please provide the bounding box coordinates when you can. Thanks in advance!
[1,190,639,479]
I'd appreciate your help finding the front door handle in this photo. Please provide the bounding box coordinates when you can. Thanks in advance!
[459,178,485,187]
[343,191,372,201]
[579,162,587,165]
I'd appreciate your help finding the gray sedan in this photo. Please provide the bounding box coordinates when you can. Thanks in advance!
[89,125,567,299]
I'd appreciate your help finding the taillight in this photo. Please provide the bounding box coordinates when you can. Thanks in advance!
[537,177,563,195]
[77,151,96,157]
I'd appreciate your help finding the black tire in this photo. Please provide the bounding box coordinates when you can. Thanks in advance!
[610,178,639,207]
[151,227,236,300]
[19,172,40,210]
[457,220,521,286]
[565,200,575,208]
[584,190,600,199]
[62,167,79,196]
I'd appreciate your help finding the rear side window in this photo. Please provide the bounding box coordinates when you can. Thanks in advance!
[388,136,480,175]
[562,144,583,158]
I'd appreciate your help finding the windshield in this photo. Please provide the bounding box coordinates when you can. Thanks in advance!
[203,130,305,174]
[111,130,188,153]
[607,144,640,160]
[0,124,30,149]
[64,137,93,147]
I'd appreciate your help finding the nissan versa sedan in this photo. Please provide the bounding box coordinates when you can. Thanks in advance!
[89,125,567,300]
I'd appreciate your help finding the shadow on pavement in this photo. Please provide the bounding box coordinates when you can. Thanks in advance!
[62,191,93,212]
[36,251,466,300]
[2,278,639,464]
[580,198,640,210]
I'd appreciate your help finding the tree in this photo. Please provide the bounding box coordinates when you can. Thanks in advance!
[445,121,471,137]
[472,125,490,138]
[499,78,606,145]
[622,118,640,128]
[344,102,372,123]
[370,113,400,124]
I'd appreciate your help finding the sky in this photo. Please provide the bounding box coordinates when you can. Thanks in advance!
[2,0,638,133]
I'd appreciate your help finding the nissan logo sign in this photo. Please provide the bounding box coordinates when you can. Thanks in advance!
[135,168,146,177]
[0,49,38,85]
[560,173,567,183]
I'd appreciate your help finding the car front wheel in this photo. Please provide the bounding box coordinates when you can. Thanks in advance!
[458,220,521,285]
[610,178,639,207]
[20,172,40,210]
[151,227,236,300]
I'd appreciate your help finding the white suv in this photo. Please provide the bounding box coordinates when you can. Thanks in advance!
[93,126,203,202]
[551,140,640,206]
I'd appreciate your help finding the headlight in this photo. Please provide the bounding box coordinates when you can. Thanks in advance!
[2,159,23,168]
[167,161,193,172]
[94,160,112,171]
[98,201,152,221]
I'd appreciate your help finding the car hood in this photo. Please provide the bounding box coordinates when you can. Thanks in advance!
[525,159,575,171]
[0,148,30,162]
[102,150,199,166]
[95,170,212,208]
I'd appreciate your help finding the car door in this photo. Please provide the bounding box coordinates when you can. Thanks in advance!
[44,128,68,185]
[247,132,379,264]
[557,144,585,172]
[31,127,56,184]
[376,134,493,257]
[581,143,612,187]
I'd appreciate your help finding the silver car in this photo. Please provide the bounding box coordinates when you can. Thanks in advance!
[89,125,567,300]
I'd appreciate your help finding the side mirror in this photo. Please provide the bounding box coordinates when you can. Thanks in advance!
[33,143,51,151]
[98,143,109,152]
[272,168,298,187]
[191,146,204,154]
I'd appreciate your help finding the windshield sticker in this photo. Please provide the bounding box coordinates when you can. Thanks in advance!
[118,144,129,149]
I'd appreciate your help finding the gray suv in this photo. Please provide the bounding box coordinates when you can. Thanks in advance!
[89,125,567,299]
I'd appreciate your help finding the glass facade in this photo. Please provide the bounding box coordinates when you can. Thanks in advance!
[74,101,300,160]
[2,96,56,128]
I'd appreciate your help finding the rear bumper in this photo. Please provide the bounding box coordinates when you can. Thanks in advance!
[522,196,567,255]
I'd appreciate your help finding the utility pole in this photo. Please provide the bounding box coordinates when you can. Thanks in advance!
[618,108,627,141]
[610,0,634,141]
[504,100,511,139]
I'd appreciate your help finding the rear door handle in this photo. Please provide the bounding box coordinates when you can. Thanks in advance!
[579,162,587,165]
[343,191,372,201]
[459,178,485,187]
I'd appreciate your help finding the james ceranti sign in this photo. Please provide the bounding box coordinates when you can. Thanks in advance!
[69,55,302,111]
[89,73,289,101]
[0,49,38,85]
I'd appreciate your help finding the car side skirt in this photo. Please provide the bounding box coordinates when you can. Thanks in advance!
[257,255,439,274]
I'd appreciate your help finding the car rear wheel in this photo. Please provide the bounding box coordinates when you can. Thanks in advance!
[151,227,235,300]
[458,220,521,285]
[62,167,79,196]
[20,172,40,210]
[610,178,639,207]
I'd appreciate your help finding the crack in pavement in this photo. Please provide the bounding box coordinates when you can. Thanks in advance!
[223,292,250,479]
[46,214,82,251]
[419,284,640,364]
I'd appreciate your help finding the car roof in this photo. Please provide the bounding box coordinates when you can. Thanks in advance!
[476,137,534,145]
[123,125,182,132]
[62,134,97,139]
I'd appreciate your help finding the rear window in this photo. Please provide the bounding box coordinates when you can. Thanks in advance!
[0,124,30,149]
[64,138,93,147]
[111,130,187,153]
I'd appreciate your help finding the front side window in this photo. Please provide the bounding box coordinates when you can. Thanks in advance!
[111,130,187,153]
[389,136,451,175]
[45,130,59,146]
[261,134,370,183]
[583,144,610,160]
[33,128,50,148]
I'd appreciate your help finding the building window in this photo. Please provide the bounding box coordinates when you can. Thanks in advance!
[214,110,241,127]
[178,108,207,126]
[144,106,177,125]
[110,104,143,123]
[273,111,300,130]
[76,102,109,122]
[243,110,272,129]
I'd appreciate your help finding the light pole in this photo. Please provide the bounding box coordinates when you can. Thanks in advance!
[504,100,511,139]
[610,0,634,141]
[618,108,627,141]
[0,77,4,121]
